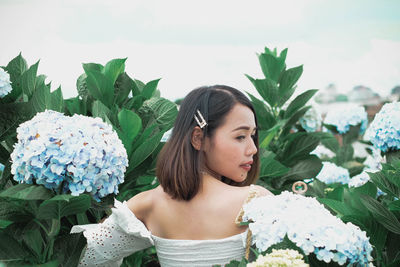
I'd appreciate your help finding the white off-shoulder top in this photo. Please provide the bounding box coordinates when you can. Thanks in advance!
[71,185,260,267]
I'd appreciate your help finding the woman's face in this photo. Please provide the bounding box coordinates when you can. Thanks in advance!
[203,104,257,183]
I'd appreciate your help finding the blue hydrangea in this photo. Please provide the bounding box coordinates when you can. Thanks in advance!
[364,102,400,153]
[324,105,368,134]
[316,162,350,184]
[11,110,128,201]
[0,163,4,172]
[299,106,322,132]
[0,68,12,98]
[242,191,373,266]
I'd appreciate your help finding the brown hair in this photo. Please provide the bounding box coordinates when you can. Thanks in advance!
[156,85,260,201]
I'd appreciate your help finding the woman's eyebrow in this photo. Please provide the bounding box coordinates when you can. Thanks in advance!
[232,126,258,132]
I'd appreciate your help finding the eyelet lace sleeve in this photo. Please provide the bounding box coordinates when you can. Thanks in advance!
[71,200,154,267]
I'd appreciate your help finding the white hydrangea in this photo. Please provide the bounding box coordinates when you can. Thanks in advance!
[311,145,335,159]
[242,191,372,266]
[299,106,322,132]
[324,105,368,134]
[247,249,308,267]
[0,68,12,98]
[316,162,350,184]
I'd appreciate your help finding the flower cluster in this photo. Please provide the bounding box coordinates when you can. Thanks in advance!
[311,145,335,159]
[247,249,308,267]
[324,105,368,134]
[364,102,400,152]
[299,106,322,132]
[0,68,12,98]
[11,110,128,201]
[316,162,350,184]
[242,191,372,266]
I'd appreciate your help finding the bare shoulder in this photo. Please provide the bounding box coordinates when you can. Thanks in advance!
[252,184,274,197]
[126,186,162,221]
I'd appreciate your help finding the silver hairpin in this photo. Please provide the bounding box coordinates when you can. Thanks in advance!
[194,109,207,128]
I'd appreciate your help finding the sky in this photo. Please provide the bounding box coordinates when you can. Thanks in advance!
[1,0,399,102]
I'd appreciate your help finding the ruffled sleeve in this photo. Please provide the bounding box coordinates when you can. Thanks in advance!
[71,199,154,267]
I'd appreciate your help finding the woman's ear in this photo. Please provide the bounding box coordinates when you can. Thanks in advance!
[191,126,204,150]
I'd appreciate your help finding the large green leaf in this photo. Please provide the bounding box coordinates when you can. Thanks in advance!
[259,151,290,178]
[118,109,142,154]
[318,198,364,217]
[76,73,88,98]
[258,53,285,82]
[85,69,114,108]
[246,75,279,108]
[351,181,378,198]
[20,60,39,98]
[284,89,318,119]
[389,200,400,211]
[0,184,53,200]
[22,221,44,259]
[64,97,85,116]
[0,232,30,260]
[55,233,87,267]
[142,79,161,100]
[281,106,311,136]
[48,87,64,112]
[37,194,91,220]
[0,102,34,141]
[368,171,400,198]
[360,194,400,235]
[103,58,126,85]
[247,92,276,130]
[335,145,354,166]
[139,97,178,132]
[0,199,33,222]
[281,133,320,164]
[92,100,112,125]
[280,155,322,183]
[115,72,135,106]
[128,131,164,171]
[5,53,28,83]
[278,65,303,106]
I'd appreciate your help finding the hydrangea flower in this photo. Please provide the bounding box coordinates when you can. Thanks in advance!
[299,106,322,132]
[0,68,12,98]
[0,162,4,172]
[311,145,335,159]
[316,162,350,184]
[247,249,308,267]
[242,191,373,266]
[11,110,128,201]
[324,105,368,134]
[364,102,400,152]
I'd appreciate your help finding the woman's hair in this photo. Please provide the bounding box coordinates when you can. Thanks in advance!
[156,85,260,201]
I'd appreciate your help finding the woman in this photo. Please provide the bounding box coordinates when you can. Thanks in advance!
[72,85,272,266]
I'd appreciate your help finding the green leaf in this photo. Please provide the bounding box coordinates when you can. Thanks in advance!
[85,69,114,108]
[20,60,39,98]
[368,171,400,198]
[360,194,400,235]
[22,221,44,258]
[278,65,303,106]
[342,125,361,145]
[76,73,88,98]
[139,97,178,132]
[318,198,364,217]
[65,97,85,115]
[319,132,339,154]
[0,199,33,222]
[389,200,400,211]
[5,53,28,82]
[284,89,318,119]
[48,87,64,112]
[37,194,91,220]
[82,62,103,73]
[129,131,164,171]
[335,145,354,166]
[247,92,276,130]
[0,232,30,260]
[351,181,377,198]
[103,58,127,85]
[92,100,112,125]
[259,151,290,178]
[115,72,135,106]
[0,184,53,200]
[326,186,344,201]
[55,233,87,267]
[281,106,311,136]
[280,155,322,183]
[142,79,161,100]
[118,109,142,154]
[282,133,320,164]
[258,53,285,82]
[246,75,279,107]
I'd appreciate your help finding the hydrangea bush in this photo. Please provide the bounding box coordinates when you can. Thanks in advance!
[365,102,400,152]
[242,192,373,266]
[299,106,322,133]
[0,68,12,98]
[247,249,308,267]
[316,161,350,184]
[324,105,368,134]
[10,110,128,201]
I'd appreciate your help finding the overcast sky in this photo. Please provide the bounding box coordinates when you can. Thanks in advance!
[1,0,399,101]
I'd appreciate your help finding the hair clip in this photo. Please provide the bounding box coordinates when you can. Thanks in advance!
[194,109,207,128]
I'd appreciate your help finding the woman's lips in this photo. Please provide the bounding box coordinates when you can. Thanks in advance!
[240,162,252,171]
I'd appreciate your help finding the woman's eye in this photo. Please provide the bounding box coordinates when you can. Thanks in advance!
[236,136,245,140]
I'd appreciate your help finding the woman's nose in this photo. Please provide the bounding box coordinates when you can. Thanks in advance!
[247,138,257,155]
